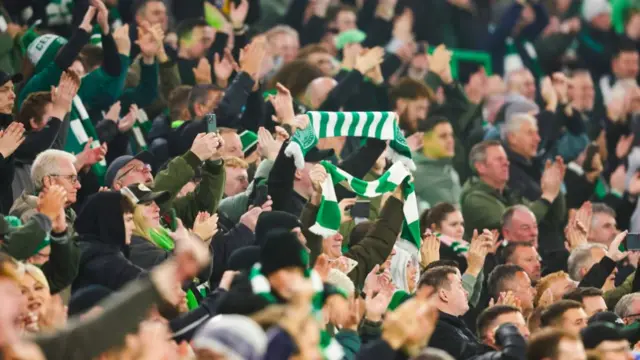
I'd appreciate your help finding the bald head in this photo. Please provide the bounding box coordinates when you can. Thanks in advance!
[502,205,539,246]
[305,77,338,109]
[505,69,536,100]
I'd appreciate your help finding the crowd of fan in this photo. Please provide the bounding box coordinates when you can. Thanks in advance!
[0,0,639,359]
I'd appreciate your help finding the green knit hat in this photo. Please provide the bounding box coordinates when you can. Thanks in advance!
[387,290,411,311]
[335,29,366,50]
[239,130,258,154]
[26,34,68,73]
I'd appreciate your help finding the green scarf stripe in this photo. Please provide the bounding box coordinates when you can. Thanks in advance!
[248,263,344,359]
[285,111,415,171]
[310,161,421,249]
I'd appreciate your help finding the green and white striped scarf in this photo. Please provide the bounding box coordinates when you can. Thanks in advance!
[249,263,345,360]
[310,161,421,250]
[285,111,415,171]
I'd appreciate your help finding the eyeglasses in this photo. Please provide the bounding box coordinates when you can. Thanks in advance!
[117,163,152,180]
[49,174,79,184]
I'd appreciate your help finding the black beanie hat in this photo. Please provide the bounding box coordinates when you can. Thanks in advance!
[260,229,308,276]
[68,285,112,317]
[255,211,301,247]
[581,322,627,349]
[228,246,261,271]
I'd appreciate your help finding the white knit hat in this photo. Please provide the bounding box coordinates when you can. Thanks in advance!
[582,0,612,21]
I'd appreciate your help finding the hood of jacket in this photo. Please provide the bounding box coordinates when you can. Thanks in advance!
[390,246,419,293]
[75,192,127,249]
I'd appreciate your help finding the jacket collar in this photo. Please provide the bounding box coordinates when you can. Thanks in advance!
[412,151,453,167]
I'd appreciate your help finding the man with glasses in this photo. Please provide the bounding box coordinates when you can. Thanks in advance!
[8,149,81,293]
[615,293,640,325]
[107,132,226,228]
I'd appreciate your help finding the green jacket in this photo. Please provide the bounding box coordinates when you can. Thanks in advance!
[460,177,566,239]
[0,213,51,260]
[412,151,461,211]
[335,329,361,360]
[217,159,275,223]
[604,273,635,310]
[153,151,225,229]
[302,196,404,289]
[426,71,482,184]
[8,192,80,293]
[0,8,21,74]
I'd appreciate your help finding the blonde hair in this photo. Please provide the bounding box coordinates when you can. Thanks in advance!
[132,204,154,241]
[534,271,569,307]
[20,263,49,291]
[224,156,249,169]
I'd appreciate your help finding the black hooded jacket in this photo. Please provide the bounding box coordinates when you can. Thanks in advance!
[72,192,145,293]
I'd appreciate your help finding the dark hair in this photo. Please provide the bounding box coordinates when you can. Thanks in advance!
[526,328,579,360]
[120,195,135,214]
[176,18,208,42]
[267,60,324,100]
[133,0,164,16]
[17,91,52,131]
[424,259,460,272]
[168,85,193,120]
[613,37,638,58]
[79,45,104,72]
[476,305,521,339]
[540,300,583,327]
[418,265,458,291]
[188,84,221,118]
[563,287,603,303]
[487,264,525,301]
[499,241,535,264]
[419,202,458,234]
[389,77,434,109]
[418,115,450,133]
[326,4,358,23]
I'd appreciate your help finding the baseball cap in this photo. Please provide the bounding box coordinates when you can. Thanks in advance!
[0,71,22,86]
[105,151,155,187]
[122,183,170,205]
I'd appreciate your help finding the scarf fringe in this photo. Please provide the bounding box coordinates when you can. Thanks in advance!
[284,141,306,169]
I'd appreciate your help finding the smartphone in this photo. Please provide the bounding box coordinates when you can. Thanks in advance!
[583,143,599,173]
[204,113,217,133]
[627,233,640,251]
[350,200,370,219]
[252,184,268,207]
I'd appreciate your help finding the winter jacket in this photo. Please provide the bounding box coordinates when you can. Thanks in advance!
[429,311,485,359]
[268,138,386,218]
[72,192,145,292]
[302,196,404,288]
[460,177,566,241]
[208,214,256,287]
[468,323,527,360]
[412,151,462,210]
[153,152,225,229]
[505,145,543,201]
[217,158,275,223]
[128,234,213,298]
[9,192,80,293]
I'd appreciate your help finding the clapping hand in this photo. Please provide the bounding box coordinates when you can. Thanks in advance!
[0,122,25,158]
[192,211,219,243]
